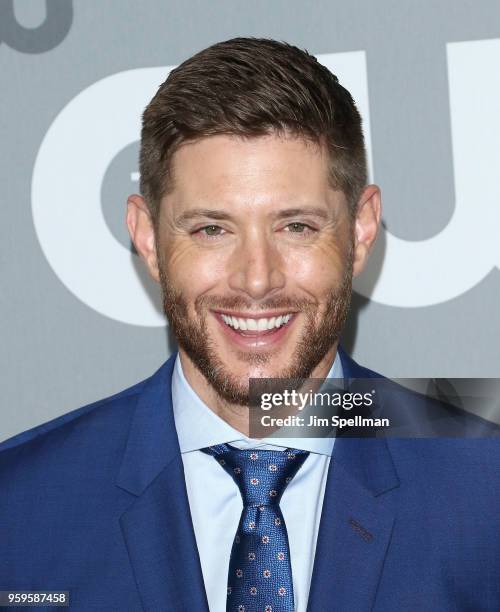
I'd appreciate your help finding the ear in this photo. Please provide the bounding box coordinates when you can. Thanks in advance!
[126,194,160,282]
[352,184,382,277]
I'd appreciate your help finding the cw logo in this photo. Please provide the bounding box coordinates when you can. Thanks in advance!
[32,39,500,326]
[0,0,73,53]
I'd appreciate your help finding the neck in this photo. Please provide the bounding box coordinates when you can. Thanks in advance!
[178,345,339,437]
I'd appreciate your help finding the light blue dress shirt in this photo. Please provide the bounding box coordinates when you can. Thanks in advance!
[172,353,343,612]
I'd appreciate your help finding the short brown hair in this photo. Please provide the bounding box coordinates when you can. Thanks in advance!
[140,37,367,230]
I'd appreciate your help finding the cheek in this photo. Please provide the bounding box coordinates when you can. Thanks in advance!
[163,241,227,295]
[283,242,350,292]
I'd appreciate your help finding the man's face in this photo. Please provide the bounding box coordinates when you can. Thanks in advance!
[150,134,359,405]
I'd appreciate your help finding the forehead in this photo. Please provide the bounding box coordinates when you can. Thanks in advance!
[165,134,335,207]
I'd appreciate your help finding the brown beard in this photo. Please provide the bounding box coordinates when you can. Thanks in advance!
[158,245,353,406]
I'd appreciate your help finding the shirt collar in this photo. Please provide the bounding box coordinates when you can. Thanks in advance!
[172,353,343,457]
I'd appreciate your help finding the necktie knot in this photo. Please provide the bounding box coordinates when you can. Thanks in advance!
[201,444,309,507]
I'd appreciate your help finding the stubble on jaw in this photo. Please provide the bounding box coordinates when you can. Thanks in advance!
[156,242,354,407]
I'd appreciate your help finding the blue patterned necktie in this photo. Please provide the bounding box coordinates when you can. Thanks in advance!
[201,443,309,612]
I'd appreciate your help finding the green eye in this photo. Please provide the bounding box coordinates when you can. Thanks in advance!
[203,225,222,236]
[288,222,307,232]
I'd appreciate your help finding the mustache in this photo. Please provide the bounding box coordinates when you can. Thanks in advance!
[194,295,318,313]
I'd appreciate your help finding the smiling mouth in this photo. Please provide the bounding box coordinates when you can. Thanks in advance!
[217,312,295,336]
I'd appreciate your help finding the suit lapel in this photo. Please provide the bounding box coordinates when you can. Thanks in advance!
[306,438,399,611]
[306,348,400,611]
[115,347,399,611]
[116,354,209,612]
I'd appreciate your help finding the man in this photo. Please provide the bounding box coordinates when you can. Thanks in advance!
[0,38,498,612]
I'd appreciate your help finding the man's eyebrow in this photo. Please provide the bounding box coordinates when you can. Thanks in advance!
[174,209,234,225]
[175,206,330,225]
[274,207,330,220]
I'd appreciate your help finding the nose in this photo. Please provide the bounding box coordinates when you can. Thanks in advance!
[227,231,286,300]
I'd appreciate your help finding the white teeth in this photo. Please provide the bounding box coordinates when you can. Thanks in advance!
[220,313,293,332]
[257,318,268,331]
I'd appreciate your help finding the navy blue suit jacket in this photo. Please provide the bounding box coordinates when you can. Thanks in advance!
[1,348,499,611]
